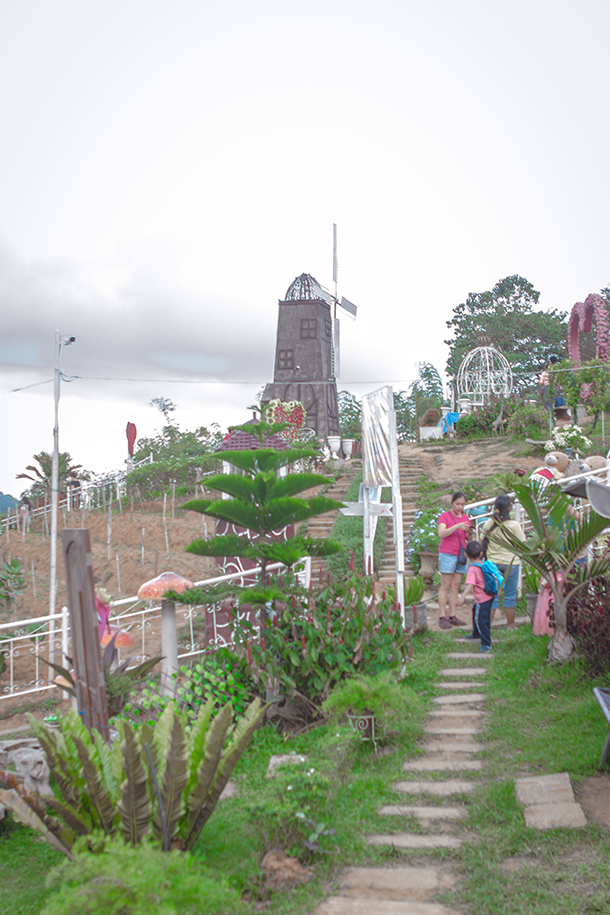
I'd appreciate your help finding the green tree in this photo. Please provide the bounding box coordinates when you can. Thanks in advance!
[445,275,567,390]
[16,452,83,500]
[180,414,343,587]
[501,480,610,663]
[338,391,362,438]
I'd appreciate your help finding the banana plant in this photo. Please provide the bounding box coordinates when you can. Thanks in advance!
[0,697,264,855]
[500,479,610,661]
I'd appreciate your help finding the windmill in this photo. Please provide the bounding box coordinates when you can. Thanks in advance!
[262,225,358,439]
[308,224,358,381]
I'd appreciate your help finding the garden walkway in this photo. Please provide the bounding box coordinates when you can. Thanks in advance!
[314,630,586,915]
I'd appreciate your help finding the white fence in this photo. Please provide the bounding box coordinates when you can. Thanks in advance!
[0,558,311,705]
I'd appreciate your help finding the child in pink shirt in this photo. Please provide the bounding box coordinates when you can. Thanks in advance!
[457,540,493,652]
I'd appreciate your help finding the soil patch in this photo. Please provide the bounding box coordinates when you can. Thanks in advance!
[575,776,610,830]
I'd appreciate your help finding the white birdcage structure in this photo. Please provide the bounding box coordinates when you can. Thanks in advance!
[456,346,513,406]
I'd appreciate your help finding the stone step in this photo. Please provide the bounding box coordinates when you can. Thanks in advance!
[447,653,493,661]
[379,805,467,821]
[422,739,480,753]
[427,709,486,718]
[424,725,480,736]
[402,759,482,773]
[436,681,488,690]
[433,693,486,705]
[394,779,476,796]
[317,894,460,913]
[367,833,463,850]
[326,865,457,905]
[439,668,487,676]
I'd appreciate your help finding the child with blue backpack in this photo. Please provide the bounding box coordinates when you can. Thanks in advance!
[457,540,503,653]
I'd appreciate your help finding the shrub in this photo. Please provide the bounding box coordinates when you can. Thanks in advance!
[456,399,514,439]
[507,403,550,440]
[228,568,412,711]
[420,408,441,427]
[566,575,610,678]
[42,838,240,915]
[322,670,421,743]
[545,424,592,456]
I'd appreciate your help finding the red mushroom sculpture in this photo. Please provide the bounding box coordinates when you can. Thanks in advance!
[137,571,194,696]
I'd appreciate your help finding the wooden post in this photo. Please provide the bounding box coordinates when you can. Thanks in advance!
[61,529,109,741]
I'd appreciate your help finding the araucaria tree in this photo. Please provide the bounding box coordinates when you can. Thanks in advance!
[181,416,343,586]
[445,275,567,390]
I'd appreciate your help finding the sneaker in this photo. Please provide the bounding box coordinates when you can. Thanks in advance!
[479,646,492,653]
[448,616,467,627]
[438,617,453,630]
[464,634,480,640]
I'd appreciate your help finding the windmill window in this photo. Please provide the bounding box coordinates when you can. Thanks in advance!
[301,319,317,339]
[277,349,294,370]
[325,319,332,337]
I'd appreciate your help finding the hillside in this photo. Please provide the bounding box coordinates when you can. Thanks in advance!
[2,438,543,623]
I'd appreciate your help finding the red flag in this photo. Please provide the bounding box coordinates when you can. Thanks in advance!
[126,422,137,457]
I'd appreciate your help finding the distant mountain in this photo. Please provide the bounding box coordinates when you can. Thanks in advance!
[0,492,18,512]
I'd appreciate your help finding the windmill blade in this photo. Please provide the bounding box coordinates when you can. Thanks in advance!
[311,282,334,306]
[340,296,357,318]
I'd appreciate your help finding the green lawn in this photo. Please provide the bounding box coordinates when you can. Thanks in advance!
[2,625,610,914]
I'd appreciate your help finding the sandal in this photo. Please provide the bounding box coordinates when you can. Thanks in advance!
[438,617,453,630]
[448,616,467,626]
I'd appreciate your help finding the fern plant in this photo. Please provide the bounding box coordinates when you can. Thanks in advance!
[0,698,264,856]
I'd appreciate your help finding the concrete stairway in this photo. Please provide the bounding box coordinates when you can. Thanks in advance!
[377,455,425,591]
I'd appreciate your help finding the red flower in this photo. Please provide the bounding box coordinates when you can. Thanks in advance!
[338,637,343,645]
[388,627,393,635]
[261,637,266,651]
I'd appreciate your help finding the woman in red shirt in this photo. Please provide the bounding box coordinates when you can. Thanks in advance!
[437,491,471,629]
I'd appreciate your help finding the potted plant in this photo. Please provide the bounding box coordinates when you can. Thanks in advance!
[321,670,418,749]
[403,575,427,631]
[522,565,541,622]
[406,508,441,584]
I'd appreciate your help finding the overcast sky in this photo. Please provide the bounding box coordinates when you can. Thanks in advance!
[1,0,609,496]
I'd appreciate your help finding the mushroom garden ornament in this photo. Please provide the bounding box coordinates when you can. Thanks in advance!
[137,571,194,695]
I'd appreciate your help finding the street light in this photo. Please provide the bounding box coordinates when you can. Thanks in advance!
[49,332,76,623]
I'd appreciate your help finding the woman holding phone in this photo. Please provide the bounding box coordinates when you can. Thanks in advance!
[437,491,471,629]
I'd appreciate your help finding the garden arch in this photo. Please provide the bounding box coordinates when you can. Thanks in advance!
[567,293,610,364]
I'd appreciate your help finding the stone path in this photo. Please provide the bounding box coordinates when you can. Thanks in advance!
[314,632,587,914]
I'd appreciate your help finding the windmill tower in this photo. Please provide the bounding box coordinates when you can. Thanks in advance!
[262,226,357,440]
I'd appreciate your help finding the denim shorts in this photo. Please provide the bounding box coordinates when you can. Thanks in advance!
[438,551,467,575]
[492,563,519,609]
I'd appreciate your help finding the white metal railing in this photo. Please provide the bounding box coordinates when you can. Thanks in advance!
[0,558,311,704]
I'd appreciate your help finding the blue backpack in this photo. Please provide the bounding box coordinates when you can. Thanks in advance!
[472,560,504,596]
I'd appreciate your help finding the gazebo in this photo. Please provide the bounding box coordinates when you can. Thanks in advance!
[456,346,513,407]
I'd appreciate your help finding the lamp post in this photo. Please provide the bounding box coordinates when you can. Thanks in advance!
[49,332,76,661]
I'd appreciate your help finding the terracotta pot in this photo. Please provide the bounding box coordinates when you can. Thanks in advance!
[418,551,438,584]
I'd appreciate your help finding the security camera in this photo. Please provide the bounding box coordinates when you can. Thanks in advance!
[60,335,76,346]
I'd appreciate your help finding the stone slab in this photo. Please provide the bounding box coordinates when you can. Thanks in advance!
[514,772,575,806]
[440,668,486,676]
[379,805,467,820]
[436,682,487,690]
[433,693,486,705]
[424,726,480,735]
[368,833,462,849]
[395,780,476,796]
[266,753,308,778]
[316,898,460,915]
[336,866,457,901]
[447,652,492,660]
[402,759,482,772]
[524,802,587,830]
[423,740,480,753]
[428,709,485,718]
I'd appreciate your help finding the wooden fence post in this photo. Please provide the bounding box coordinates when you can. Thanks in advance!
[61,529,109,742]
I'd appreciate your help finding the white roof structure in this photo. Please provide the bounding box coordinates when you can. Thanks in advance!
[456,346,513,405]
